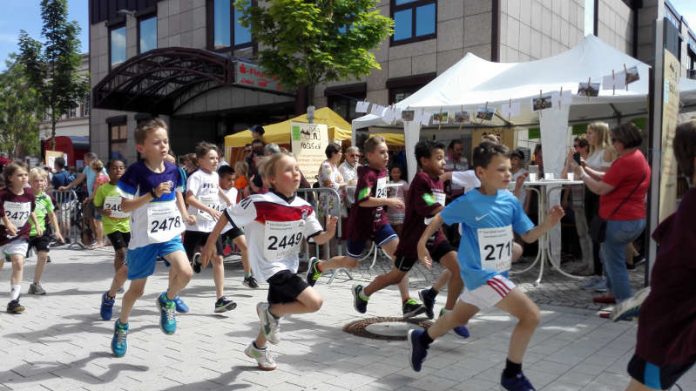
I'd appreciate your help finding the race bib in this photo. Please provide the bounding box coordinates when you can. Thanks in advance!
[434,191,446,207]
[147,202,184,243]
[264,219,304,260]
[198,194,223,221]
[4,201,31,229]
[104,195,129,219]
[375,177,387,199]
[478,225,514,272]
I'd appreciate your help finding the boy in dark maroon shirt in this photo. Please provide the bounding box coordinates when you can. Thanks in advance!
[306,136,425,317]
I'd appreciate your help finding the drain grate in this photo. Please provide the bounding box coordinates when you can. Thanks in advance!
[343,317,433,341]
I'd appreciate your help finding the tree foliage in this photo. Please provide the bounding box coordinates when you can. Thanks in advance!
[0,57,42,157]
[238,0,392,103]
[17,0,87,149]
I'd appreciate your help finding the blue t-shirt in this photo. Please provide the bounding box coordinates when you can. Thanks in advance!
[84,166,107,196]
[51,170,74,189]
[117,161,185,249]
[440,189,534,290]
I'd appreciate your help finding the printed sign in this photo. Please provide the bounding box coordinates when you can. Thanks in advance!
[291,122,329,185]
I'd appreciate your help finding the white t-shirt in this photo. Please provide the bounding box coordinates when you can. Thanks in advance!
[586,148,612,170]
[451,170,480,193]
[510,168,528,206]
[186,170,222,233]
[224,191,323,281]
[219,186,238,234]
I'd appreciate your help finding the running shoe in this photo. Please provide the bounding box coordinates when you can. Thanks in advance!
[157,292,177,335]
[28,282,46,295]
[173,296,189,313]
[100,292,115,321]
[611,286,649,322]
[501,372,537,391]
[592,294,616,304]
[306,257,322,287]
[7,299,25,314]
[352,284,368,314]
[407,329,428,372]
[418,288,436,319]
[402,298,426,318]
[214,296,237,313]
[111,320,128,357]
[439,308,470,338]
[244,342,277,371]
[257,302,280,344]
[192,253,202,274]
[243,275,259,289]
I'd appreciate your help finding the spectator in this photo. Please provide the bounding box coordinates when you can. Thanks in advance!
[387,165,408,237]
[51,157,74,189]
[339,146,360,186]
[562,137,593,273]
[250,124,265,143]
[576,122,650,312]
[233,161,250,197]
[318,143,346,216]
[444,140,468,172]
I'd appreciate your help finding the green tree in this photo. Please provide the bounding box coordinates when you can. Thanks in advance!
[0,57,42,158]
[18,0,87,150]
[238,0,392,105]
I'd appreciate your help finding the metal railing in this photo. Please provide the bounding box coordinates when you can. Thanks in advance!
[50,189,86,250]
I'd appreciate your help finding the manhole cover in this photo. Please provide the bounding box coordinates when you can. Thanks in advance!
[343,317,432,341]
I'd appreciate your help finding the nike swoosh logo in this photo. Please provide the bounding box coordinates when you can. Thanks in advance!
[475,214,488,221]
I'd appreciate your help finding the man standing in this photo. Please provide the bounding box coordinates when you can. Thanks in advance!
[339,146,360,186]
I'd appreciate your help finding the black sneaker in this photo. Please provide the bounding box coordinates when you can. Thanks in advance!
[214,297,237,313]
[418,288,436,319]
[352,284,368,314]
[7,299,25,314]
[243,275,259,289]
[306,257,322,287]
[402,299,426,319]
[192,253,202,274]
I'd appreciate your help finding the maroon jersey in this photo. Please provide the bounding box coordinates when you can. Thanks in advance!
[635,188,696,365]
[0,188,36,245]
[346,166,389,241]
[395,172,448,259]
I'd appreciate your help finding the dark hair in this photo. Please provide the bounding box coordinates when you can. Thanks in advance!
[54,157,66,169]
[251,124,265,136]
[195,141,218,158]
[448,139,463,149]
[251,139,265,148]
[218,164,235,178]
[107,159,125,170]
[611,122,643,149]
[473,141,510,169]
[674,121,696,180]
[574,137,589,149]
[510,148,525,160]
[415,140,446,167]
[3,161,28,184]
[325,142,341,159]
[135,118,168,145]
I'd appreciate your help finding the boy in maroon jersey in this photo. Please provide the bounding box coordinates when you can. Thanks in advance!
[306,136,425,317]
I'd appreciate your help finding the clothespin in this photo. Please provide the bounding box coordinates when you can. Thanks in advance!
[623,64,628,91]
[612,69,616,95]
[437,107,443,131]
[559,86,563,110]
[507,98,512,121]
[587,77,591,101]
[458,105,465,131]
[538,90,543,118]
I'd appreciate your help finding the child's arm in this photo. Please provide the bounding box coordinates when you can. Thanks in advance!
[1,213,17,236]
[47,211,64,242]
[309,216,338,245]
[200,214,228,268]
[219,189,232,206]
[121,182,168,212]
[185,191,221,221]
[30,212,43,237]
[417,214,446,268]
[177,191,196,225]
[519,205,565,243]
[358,196,404,209]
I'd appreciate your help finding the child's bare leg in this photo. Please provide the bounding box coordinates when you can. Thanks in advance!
[254,328,268,349]
[364,268,407,296]
[33,251,49,284]
[212,255,225,298]
[269,287,323,317]
[10,255,25,286]
[234,236,252,274]
[164,251,193,300]
[317,255,359,271]
[107,249,128,297]
[381,238,411,301]
[625,379,652,391]
[440,253,463,310]
[427,300,479,339]
[431,269,450,292]
[119,278,147,324]
[495,288,541,364]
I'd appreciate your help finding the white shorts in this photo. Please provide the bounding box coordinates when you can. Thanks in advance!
[459,275,516,309]
[0,240,29,258]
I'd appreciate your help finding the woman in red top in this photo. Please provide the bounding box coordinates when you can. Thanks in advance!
[576,122,650,306]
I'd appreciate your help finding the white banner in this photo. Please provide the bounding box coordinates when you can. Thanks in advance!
[291,122,329,184]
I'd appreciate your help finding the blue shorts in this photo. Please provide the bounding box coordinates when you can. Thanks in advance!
[346,224,397,258]
[126,237,185,280]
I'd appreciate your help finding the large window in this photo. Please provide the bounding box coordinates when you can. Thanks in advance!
[325,84,366,121]
[386,73,435,104]
[210,0,252,50]
[109,121,129,163]
[110,25,127,67]
[139,16,157,54]
[391,0,436,45]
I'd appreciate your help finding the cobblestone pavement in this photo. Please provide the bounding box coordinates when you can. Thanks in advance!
[0,247,692,391]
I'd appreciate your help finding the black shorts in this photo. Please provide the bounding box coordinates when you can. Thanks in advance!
[183,231,222,259]
[628,354,695,390]
[267,270,309,304]
[394,240,455,272]
[28,234,52,253]
[107,231,131,251]
[222,227,244,242]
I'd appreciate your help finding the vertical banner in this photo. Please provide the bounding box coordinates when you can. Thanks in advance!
[658,50,680,223]
[291,122,328,184]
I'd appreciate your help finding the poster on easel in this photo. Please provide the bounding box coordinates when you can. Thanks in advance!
[45,150,66,169]
[658,50,680,223]
[291,122,328,185]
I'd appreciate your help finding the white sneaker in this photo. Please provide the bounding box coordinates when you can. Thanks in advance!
[244,342,277,371]
[611,286,650,322]
[256,302,280,345]
[28,283,46,295]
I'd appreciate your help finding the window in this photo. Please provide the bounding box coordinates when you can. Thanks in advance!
[110,25,127,67]
[81,94,91,117]
[389,87,419,104]
[109,122,129,162]
[210,0,252,50]
[325,83,366,121]
[139,16,157,54]
[391,0,436,45]
[386,73,435,104]
[68,107,77,118]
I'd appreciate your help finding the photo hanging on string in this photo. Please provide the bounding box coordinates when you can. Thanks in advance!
[625,66,640,84]
[432,112,450,124]
[453,111,470,123]
[532,95,553,111]
[577,82,600,97]
[476,107,495,121]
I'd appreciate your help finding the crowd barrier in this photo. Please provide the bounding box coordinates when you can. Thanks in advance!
[50,189,86,250]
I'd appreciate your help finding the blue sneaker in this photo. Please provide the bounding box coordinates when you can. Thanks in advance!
[501,372,536,391]
[453,325,470,338]
[111,320,128,357]
[407,329,429,372]
[157,292,177,335]
[173,296,189,313]
[100,292,115,321]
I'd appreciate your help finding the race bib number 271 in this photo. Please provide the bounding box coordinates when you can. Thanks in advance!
[478,225,513,272]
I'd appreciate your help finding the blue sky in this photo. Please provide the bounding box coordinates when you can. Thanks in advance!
[0,0,88,70]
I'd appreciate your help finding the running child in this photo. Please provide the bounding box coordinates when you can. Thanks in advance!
[0,162,39,313]
[110,118,195,357]
[306,136,425,317]
[201,153,337,370]
[94,159,131,321]
[352,141,468,335]
[184,142,236,313]
[218,165,258,288]
[27,167,64,295]
[407,142,564,391]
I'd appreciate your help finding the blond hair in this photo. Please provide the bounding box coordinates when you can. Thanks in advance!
[29,167,49,182]
[587,122,611,155]
[234,161,249,177]
[91,159,104,172]
[260,152,295,181]
[135,118,168,145]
